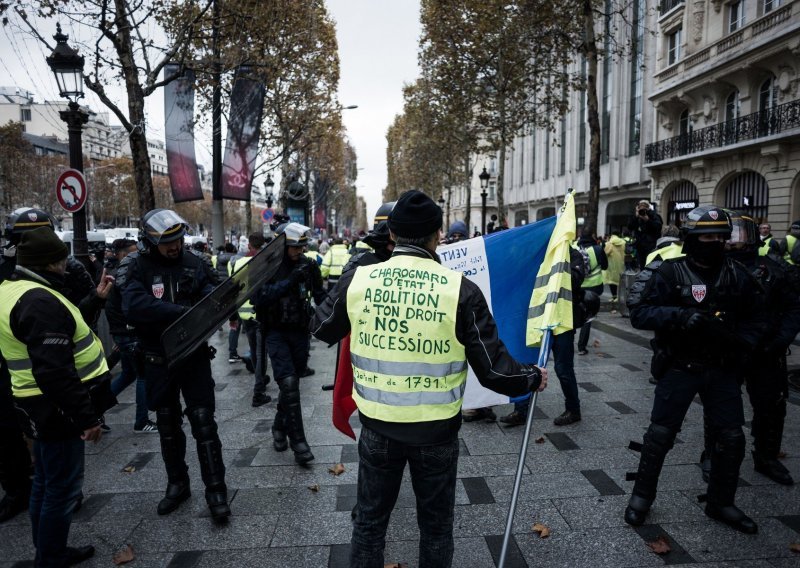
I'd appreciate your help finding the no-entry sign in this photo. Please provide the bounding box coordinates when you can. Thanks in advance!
[261,208,274,223]
[55,169,88,213]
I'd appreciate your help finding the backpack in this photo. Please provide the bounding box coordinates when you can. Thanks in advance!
[577,245,592,278]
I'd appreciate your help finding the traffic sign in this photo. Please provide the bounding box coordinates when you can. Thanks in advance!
[55,169,88,213]
[261,208,274,223]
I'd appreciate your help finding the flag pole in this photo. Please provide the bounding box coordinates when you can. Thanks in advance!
[498,328,552,567]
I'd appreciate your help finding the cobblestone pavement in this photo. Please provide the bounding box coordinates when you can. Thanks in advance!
[1,308,798,567]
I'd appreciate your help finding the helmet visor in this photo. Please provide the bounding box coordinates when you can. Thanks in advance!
[145,210,188,243]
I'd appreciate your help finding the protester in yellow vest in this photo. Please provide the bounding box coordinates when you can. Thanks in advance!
[320,238,350,286]
[232,232,272,407]
[645,224,685,265]
[779,220,800,265]
[575,232,608,356]
[757,223,779,257]
[311,190,547,567]
[0,227,115,566]
[602,231,626,303]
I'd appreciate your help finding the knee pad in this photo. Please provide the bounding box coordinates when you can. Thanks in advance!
[186,406,219,442]
[645,423,677,449]
[277,375,300,404]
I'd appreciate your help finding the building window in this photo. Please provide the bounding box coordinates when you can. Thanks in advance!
[530,131,537,182]
[759,76,777,111]
[762,0,780,14]
[725,90,740,122]
[667,27,682,65]
[601,0,613,164]
[559,116,567,176]
[629,0,644,156]
[544,128,550,179]
[679,109,692,154]
[578,57,587,170]
[728,1,745,33]
[20,108,32,121]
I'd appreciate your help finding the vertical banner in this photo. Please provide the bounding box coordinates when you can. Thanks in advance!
[221,67,265,201]
[164,64,204,202]
[314,178,328,231]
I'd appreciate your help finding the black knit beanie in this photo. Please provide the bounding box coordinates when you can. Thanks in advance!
[16,227,68,266]
[388,190,442,238]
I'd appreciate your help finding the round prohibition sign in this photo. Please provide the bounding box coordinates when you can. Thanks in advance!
[55,169,88,213]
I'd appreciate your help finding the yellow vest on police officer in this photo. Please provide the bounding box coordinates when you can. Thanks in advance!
[0,278,109,398]
[346,255,467,423]
[232,256,256,320]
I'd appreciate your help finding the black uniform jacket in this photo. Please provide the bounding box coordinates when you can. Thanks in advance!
[311,244,539,445]
[4,268,102,440]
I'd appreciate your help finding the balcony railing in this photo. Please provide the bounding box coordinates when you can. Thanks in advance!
[645,98,800,164]
[659,0,684,16]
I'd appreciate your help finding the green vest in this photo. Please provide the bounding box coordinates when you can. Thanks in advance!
[646,242,685,265]
[580,245,603,288]
[784,235,797,265]
[0,278,108,398]
[346,255,467,423]
[232,256,256,320]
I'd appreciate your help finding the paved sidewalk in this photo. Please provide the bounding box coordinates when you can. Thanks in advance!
[0,311,798,567]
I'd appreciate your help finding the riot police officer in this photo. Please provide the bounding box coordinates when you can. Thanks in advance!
[624,206,766,534]
[253,223,325,464]
[700,210,800,486]
[116,209,230,521]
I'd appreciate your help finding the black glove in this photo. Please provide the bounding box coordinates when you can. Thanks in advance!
[680,309,710,331]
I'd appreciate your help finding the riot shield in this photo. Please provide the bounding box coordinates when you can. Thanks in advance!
[161,234,285,368]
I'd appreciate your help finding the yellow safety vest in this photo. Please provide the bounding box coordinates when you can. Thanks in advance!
[321,245,350,280]
[758,237,772,257]
[346,255,467,423]
[646,242,685,265]
[355,241,372,251]
[784,235,797,265]
[577,245,603,288]
[0,278,108,398]
[232,256,256,320]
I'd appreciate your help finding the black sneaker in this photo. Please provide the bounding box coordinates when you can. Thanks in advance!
[134,420,158,434]
[553,410,581,426]
[300,367,315,377]
[252,393,272,407]
[228,354,241,363]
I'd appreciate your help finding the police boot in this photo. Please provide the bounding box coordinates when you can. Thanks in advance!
[705,428,757,534]
[752,402,793,485]
[272,403,288,452]
[186,407,230,522]
[699,414,714,483]
[280,375,314,465]
[156,407,191,516]
[624,423,675,526]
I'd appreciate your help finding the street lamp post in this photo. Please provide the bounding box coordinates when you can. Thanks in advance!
[479,166,490,235]
[47,24,90,267]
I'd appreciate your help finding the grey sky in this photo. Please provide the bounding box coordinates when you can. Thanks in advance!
[0,1,422,223]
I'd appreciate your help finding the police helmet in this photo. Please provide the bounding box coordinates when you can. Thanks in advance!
[275,222,311,247]
[4,207,55,243]
[723,209,758,249]
[680,206,732,239]
[141,209,189,246]
[362,220,392,249]
[373,201,395,229]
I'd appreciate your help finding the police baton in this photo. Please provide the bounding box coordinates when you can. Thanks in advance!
[498,330,552,567]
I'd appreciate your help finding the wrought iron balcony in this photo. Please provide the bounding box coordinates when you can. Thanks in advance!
[645,98,800,164]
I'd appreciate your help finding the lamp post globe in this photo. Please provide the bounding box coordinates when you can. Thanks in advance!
[264,174,275,209]
[47,24,91,268]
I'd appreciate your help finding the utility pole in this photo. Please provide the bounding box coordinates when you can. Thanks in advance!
[211,0,224,245]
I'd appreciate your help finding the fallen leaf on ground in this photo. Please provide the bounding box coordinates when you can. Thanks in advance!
[531,522,551,538]
[329,463,345,476]
[121,465,135,473]
[112,544,135,565]
[534,436,546,444]
[308,484,320,492]
[592,339,601,347]
[789,542,800,553]
[646,535,671,555]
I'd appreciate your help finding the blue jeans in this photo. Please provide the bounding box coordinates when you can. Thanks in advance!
[110,335,148,428]
[228,319,241,357]
[30,437,85,568]
[351,426,459,568]
[516,330,580,415]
